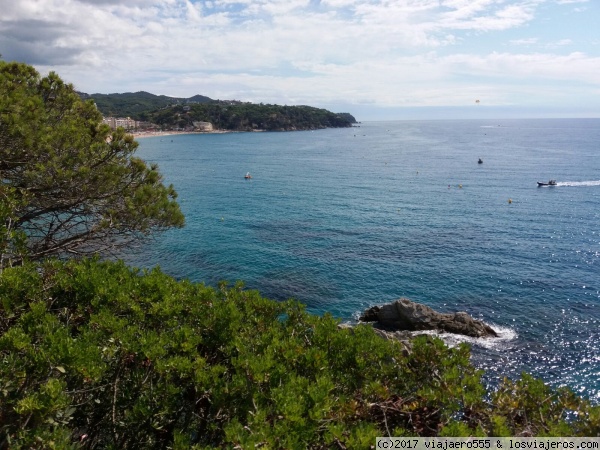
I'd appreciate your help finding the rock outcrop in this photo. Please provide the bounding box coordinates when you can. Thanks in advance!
[359,298,498,338]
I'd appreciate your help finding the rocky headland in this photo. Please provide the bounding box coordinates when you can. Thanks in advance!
[359,298,498,339]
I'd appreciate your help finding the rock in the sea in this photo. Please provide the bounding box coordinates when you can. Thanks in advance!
[359,298,498,338]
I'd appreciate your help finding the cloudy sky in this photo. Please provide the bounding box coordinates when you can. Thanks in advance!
[1,0,598,120]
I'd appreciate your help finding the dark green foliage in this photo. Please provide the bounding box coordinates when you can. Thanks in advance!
[149,102,355,131]
[336,113,357,124]
[0,62,184,267]
[82,91,213,119]
[83,89,356,131]
[1,260,598,448]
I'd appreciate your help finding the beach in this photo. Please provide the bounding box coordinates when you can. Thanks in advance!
[131,129,234,139]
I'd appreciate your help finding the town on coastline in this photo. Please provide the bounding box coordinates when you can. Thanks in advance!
[101,115,217,138]
[89,91,357,135]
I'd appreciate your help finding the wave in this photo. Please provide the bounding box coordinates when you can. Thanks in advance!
[345,317,518,351]
[416,324,518,350]
[556,180,600,187]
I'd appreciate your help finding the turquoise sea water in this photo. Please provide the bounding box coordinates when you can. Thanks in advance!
[126,119,600,400]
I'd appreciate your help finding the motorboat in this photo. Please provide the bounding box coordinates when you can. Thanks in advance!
[537,180,557,187]
[244,172,252,179]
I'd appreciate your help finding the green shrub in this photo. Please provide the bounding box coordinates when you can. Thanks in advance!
[1,259,598,448]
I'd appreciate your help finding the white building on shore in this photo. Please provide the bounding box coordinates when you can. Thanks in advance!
[192,121,214,131]
[102,117,139,130]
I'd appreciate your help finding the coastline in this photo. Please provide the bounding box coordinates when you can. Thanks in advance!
[131,130,235,139]
[129,126,341,139]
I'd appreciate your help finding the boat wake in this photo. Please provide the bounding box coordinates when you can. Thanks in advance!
[556,180,600,187]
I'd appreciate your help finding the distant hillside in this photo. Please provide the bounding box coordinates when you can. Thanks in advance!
[79,91,357,131]
[336,113,357,124]
[148,101,357,131]
[79,91,213,120]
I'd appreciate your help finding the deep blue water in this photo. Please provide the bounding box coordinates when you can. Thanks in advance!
[126,119,600,400]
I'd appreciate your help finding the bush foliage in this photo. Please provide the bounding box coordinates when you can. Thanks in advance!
[1,259,598,448]
[149,102,355,131]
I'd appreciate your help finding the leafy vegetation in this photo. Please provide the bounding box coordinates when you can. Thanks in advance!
[0,61,184,268]
[82,90,356,131]
[147,102,356,131]
[1,259,598,448]
[81,92,212,121]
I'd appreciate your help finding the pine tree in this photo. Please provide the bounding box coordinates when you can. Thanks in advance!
[0,61,184,268]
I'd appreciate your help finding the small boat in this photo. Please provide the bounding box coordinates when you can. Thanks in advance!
[537,180,557,187]
[244,172,252,179]
[478,158,483,164]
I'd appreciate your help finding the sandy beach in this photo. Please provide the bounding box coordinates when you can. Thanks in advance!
[131,130,234,139]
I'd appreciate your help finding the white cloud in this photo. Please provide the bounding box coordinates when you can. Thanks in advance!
[439,1,538,31]
[442,51,600,85]
[550,39,573,47]
[554,0,588,4]
[1,0,598,117]
[510,38,539,45]
[320,0,358,7]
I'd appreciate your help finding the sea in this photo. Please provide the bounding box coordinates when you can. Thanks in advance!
[125,119,600,401]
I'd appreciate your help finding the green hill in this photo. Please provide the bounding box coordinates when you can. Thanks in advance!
[149,101,357,131]
[79,91,213,120]
[79,91,357,131]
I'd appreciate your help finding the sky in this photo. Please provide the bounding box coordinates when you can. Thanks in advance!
[1,0,599,121]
